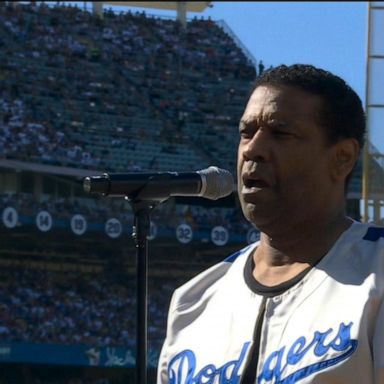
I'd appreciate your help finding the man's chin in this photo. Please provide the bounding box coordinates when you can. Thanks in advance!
[242,203,279,230]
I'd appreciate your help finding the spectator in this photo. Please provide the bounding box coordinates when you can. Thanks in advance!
[258,59,265,75]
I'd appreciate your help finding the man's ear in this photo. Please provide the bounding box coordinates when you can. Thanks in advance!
[330,138,360,182]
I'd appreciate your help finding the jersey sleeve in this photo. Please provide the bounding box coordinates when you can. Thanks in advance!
[156,248,250,384]
[157,289,178,384]
[156,260,233,383]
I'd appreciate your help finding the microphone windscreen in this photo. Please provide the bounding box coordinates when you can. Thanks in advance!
[197,166,234,200]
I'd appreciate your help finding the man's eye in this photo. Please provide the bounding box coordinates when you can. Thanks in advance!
[240,130,253,139]
[273,130,293,137]
[275,131,289,135]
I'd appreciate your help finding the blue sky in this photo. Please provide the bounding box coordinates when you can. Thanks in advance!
[100,1,368,104]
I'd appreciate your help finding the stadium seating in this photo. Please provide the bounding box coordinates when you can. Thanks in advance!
[0,2,256,174]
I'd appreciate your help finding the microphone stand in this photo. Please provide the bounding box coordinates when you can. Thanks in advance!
[130,198,158,384]
[82,167,233,384]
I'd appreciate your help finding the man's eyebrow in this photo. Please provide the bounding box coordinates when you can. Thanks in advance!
[239,116,272,128]
[239,118,255,127]
[238,120,251,130]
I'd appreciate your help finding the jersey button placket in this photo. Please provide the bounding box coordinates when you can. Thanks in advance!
[265,296,281,317]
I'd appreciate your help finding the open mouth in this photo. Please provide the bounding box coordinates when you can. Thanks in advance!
[243,178,269,189]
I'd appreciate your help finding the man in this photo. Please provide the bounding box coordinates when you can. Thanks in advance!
[157,64,384,383]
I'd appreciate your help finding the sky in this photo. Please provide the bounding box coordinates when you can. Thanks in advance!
[100,1,368,104]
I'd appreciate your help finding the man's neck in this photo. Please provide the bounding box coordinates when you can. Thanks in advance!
[253,213,353,287]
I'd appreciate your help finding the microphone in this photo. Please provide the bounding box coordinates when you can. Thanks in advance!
[83,166,234,201]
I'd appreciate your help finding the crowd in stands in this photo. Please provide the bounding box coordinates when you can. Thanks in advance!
[0,2,257,174]
[0,98,102,169]
[0,266,183,350]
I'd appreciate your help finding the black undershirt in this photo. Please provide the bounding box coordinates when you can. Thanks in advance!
[240,252,313,383]
[243,251,313,296]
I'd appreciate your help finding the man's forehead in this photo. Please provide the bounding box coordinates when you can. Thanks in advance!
[249,85,303,105]
[241,86,284,122]
[242,84,323,121]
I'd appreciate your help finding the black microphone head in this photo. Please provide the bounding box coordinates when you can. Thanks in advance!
[197,166,234,200]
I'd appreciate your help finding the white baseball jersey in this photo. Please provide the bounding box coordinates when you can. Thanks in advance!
[157,221,384,383]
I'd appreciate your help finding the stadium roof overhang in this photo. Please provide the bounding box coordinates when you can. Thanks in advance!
[104,2,212,12]
[0,159,103,178]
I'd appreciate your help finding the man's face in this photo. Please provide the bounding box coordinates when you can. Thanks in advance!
[237,84,336,231]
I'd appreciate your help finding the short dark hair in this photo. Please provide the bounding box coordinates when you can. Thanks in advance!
[253,64,366,150]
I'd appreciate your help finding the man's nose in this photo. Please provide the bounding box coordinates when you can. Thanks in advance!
[242,131,270,162]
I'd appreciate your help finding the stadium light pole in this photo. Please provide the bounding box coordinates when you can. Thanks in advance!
[362,1,372,223]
